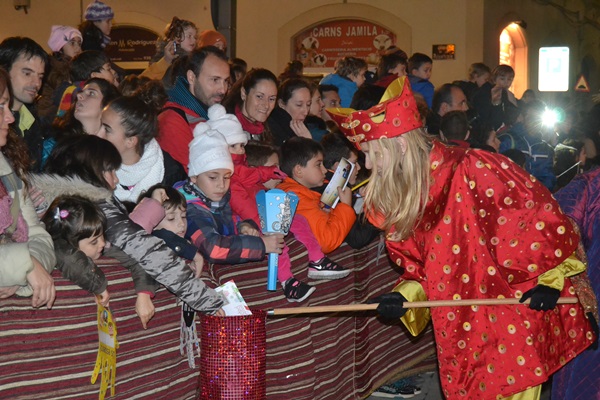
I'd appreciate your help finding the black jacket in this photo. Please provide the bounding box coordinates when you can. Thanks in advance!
[267,106,305,147]
[12,105,48,172]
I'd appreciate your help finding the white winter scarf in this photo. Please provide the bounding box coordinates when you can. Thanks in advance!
[114,139,165,202]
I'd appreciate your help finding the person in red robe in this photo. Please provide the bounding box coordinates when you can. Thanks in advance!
[328,77,597,400]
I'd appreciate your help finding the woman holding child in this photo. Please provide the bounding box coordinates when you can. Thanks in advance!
[329,76,596,400]
[0,68,56,309]
[35,135,224,326]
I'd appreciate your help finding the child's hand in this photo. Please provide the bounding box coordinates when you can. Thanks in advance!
[215,308,226,317]
[337,186,353,206]
[273,168,288,180]
[290,120,312,139]
[95,290,110,307]
[164,40,177,64]
[239,223,260,237]
[491,85,502,106]
[190,253,204,278]
[151,188,169,204]
[262,233,284,254]
[263,178,281,190]
[135,293,155,329]
[28,185,49,217]
[0,285,19,299]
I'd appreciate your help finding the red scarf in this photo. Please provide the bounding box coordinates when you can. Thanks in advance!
[234,104,264,136]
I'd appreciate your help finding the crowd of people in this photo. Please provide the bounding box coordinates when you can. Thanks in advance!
[0,1,598,399]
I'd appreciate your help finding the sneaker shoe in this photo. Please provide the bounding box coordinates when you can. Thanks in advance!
[390,378,421,398]
[307,257,351,280]
[282,278,315,302]
[373,384,407,398]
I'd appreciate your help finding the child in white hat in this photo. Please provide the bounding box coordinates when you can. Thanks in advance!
[174,122,285,277]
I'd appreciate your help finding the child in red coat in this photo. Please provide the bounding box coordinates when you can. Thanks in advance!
[205,104,350,301]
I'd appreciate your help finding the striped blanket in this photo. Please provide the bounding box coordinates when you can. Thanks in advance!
[0,238,436,399]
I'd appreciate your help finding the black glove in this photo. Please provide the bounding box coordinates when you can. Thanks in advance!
[367,292,408,319]
[519,285,560,311]
[587,312,599,351]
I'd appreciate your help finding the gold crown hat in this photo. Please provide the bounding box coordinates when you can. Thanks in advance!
[326,76,423,149]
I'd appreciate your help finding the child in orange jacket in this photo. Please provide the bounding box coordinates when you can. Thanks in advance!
[278,137,356,254]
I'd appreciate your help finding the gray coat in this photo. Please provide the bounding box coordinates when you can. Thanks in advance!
[31,174,224,313]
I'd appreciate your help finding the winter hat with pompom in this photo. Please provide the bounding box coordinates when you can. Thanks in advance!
[205,104,248,146]
[188,122,234,176]
[84,0,114,21]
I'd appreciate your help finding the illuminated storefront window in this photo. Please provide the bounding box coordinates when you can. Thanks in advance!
[499,23,528,97]
[499,28,515,68]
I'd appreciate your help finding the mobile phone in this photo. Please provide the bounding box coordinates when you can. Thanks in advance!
[173,41,177,53]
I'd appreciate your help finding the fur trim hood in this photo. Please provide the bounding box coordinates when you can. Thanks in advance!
[30,174,113,205]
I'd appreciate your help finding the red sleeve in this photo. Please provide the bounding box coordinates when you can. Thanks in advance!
[229,179,261,225]
[255,165,281,181]
[157,109,193,172]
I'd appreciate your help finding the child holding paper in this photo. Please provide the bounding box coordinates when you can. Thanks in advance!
[319,132,381,249]
[278,137,356,254]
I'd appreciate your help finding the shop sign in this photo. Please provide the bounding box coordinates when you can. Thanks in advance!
[292,19,397,68]
[105,25,159,63]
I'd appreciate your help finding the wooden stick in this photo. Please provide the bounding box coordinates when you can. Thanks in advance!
[267,297,579,316]
[351,178,370,192]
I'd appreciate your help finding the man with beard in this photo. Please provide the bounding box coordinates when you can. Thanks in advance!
[0,37,48,172]
[157,46,230,172]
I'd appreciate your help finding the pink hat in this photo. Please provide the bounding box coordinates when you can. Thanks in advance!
[48,25,82,52]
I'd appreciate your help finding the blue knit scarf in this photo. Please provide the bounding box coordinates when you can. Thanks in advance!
[167,76,209,120]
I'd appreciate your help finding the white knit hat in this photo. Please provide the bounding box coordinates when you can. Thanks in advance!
[206,104,248,146]
[188,122,234,176]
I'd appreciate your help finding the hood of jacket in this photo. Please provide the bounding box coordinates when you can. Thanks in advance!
[30,174,113,206]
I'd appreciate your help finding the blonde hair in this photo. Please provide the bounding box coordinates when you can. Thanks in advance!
[363,129,432,241]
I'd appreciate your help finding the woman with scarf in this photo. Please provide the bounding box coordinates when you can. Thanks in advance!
[0,68,55,308]
[101,94,184,204]
[223,68,278,144]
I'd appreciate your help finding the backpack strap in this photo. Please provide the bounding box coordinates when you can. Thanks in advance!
[162,106,205,125]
